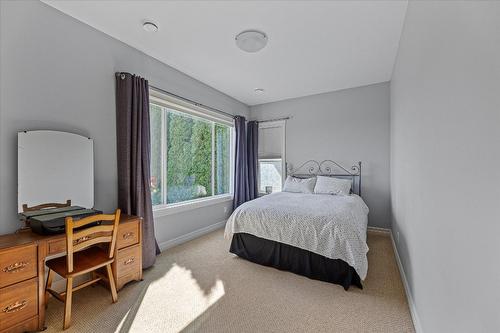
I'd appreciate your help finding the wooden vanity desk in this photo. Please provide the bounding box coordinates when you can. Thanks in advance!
[0,214,142,332]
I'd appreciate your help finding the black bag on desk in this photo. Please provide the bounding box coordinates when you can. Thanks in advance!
[20,206,103,235]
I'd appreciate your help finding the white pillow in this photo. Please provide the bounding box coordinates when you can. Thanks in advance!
[282,176,316,194]
[314,176,352,196]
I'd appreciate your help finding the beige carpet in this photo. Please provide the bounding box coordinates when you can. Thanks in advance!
[44,229,415,333]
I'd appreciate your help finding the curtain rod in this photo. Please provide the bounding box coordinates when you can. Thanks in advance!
[257,117,291,123]
[117,73,291,124]
[149,85,237,120]
[116,72,237,120]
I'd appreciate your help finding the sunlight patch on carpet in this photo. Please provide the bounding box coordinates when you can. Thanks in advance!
[116,263,225,333]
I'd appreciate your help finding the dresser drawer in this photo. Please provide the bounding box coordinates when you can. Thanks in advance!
[116,222,139,250]
[0,245,37,288]
[115,244,141,278]
[0,278,38,331]
[116,271,141,291]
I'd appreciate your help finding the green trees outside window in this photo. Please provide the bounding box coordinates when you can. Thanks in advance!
[214,123,230,195]
[150,104,163,206]
[149,103,231,206]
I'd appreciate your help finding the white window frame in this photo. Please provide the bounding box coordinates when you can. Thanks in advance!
[257,120,286,194]
[149,89,234,217]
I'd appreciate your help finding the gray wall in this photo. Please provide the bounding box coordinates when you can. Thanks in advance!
[0,1,249,242]
[391,1,500,332]
[251,82,391,228]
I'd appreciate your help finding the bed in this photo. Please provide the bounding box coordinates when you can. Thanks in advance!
[224,160,369,290]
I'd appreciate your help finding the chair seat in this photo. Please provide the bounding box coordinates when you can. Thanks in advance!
[46,246,113,277]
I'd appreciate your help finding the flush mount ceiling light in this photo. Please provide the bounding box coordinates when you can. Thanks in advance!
[235,30,268,53]
[143,21,158,32]
[254,88,265,93]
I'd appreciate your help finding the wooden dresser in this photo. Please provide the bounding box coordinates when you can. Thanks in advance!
[0,214,142,332]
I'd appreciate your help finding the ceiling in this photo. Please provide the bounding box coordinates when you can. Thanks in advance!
[42,1,408,106]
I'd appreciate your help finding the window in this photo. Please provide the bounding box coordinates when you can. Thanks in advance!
[150,91,233,208]
[258,121,286,195]
[258,159,283,193]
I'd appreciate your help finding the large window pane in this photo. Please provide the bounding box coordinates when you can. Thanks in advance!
[214,124,230,195]
[166,111,213,204]
[150,104,163,206]
[259,159,282,194]
[150,93,234,207]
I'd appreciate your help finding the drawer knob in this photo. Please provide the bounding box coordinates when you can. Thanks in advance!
[2,300,27,313]
[123,232,134,240]
[3,261,28,273]
[124,257,135,265]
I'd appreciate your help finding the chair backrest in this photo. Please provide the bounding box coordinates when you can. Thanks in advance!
[22,199,72,212]
[65,209,121,273]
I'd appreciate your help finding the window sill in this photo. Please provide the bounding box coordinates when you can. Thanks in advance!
[153,195,233,218]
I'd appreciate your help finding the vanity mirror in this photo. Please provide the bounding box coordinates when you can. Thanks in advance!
[18,130,99,234]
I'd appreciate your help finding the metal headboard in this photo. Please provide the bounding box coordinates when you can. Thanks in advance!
[286,160,362,196]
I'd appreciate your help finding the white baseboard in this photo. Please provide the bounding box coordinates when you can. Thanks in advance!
[367,226,391,233]
[158,220,227,252]
[389,231,423,333]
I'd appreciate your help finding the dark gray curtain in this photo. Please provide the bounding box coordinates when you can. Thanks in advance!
[233,117,259,209]
[115,72,159,269]
[233,116,248,209]
[247,121,259,200]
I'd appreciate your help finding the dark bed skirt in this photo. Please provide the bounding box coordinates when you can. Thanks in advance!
[230,233,362,291]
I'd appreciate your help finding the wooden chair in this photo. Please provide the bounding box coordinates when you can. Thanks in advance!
[45,209,121,330]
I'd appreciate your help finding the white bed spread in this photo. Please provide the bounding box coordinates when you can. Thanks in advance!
[224,192,370,280]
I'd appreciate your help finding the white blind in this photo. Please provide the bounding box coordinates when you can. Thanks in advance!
[258,126,283,159]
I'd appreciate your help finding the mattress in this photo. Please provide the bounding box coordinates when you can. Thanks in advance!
[225,191,370,279]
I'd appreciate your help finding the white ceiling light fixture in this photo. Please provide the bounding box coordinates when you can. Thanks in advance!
[235,30,268,53]
[143,21,158,32]
[254,88,265,93]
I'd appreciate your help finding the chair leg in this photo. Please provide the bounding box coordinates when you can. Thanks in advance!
[106,264,118,303]
[45,269,54,308]
[91,271,96,285]
[63,277,73,330]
